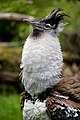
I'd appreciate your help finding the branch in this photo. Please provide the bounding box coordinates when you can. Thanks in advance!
[0,71,18,82]
[0,13,35,22]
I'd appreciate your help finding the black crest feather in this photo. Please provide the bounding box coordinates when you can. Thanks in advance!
[40,8,68,29]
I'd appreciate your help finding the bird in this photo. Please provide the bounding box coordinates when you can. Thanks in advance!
[20,8,80,120]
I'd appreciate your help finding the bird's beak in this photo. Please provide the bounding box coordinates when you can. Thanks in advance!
[23,19,34,24]
[23,18,41,26]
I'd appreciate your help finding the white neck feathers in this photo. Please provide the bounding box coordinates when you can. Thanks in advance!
[21,31,63,96]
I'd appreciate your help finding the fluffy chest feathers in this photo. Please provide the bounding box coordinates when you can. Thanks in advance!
[23,99,51,120]
[21,31,63,96]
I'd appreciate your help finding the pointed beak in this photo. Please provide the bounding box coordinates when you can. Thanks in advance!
[23,18,41,26]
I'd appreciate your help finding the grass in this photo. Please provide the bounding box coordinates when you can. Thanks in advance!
[0,94,22,120]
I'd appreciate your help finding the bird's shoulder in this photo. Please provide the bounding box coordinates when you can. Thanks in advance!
[46,77,80,119]
[55,76,80,101]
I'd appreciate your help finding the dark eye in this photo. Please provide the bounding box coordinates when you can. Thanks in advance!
[44,24,52,29]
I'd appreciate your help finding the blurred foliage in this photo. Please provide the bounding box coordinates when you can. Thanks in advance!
[62,31,80,54]
[0,46,22,93]
[0,0,80,41]
[0,94,22,120]
[0,47,22,71]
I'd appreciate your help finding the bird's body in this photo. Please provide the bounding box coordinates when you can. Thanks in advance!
[21,30,63,96]
[20,8,80,120]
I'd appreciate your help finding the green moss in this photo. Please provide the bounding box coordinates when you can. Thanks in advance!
[0,47,22,72]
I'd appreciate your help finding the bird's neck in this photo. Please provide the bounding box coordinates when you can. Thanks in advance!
[31,28,44,38]
[21,31,63,96]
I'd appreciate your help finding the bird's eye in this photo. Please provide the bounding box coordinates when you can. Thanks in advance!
[44,24,52,29]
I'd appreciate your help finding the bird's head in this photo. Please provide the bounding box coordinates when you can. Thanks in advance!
[23,8,68,37]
